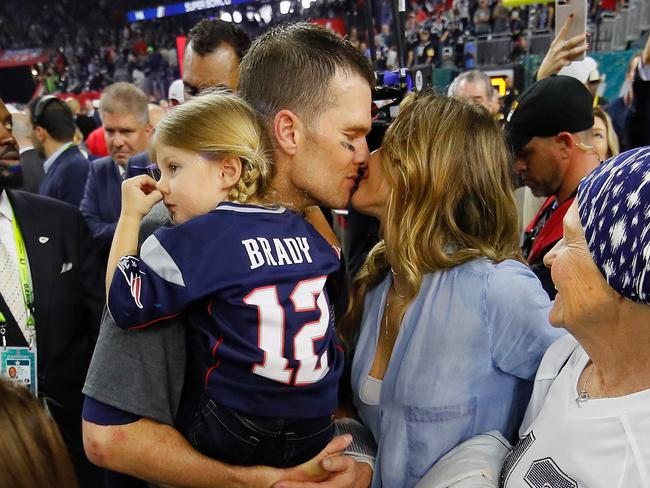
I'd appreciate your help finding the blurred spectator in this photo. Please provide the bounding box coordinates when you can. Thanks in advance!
[510,9,526,35]
[453,0,470,29]
[448,69,499,114]
[492,0,510,33]
[511,34,529,63]
[623,34,650,150]
[148,103,165,127]
[8,112,45,194]
[29,96,90,207]
[473,0,492,35]
[66,97,98,140]
[86,126,109,158]
[592,107,620,161]
[349,25,362,50]
[408,28,437,66]
[605,55,640,147]
[167,79,185,106]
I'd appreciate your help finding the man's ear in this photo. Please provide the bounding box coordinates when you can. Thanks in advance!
[555,132,575,159]
[220,156,242,188]
[33,126,46,143]
[273,109,300,156]
[145,123,154,139]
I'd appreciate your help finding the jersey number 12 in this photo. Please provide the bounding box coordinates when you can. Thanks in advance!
[244,276,330,386]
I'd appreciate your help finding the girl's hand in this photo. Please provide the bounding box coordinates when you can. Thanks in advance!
[121,175,163,220]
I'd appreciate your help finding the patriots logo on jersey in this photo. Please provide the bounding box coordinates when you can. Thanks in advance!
[117,256,144,309]
[331,245,342,260]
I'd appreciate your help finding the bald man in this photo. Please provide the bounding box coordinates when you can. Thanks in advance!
[147,103,165,127]
[8,111,44,193]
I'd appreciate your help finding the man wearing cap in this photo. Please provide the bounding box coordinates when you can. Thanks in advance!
[167,79,185,107]
[505,75,600,299]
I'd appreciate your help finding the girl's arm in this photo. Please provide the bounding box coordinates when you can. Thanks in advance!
[106,175,162,298]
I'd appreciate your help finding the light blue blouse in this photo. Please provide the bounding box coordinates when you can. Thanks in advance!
[351,258,563,487]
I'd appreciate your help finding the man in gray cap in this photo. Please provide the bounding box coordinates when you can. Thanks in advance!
[505,75,600,299]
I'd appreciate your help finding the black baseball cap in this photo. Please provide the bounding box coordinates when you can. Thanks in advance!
[504,75,594,156]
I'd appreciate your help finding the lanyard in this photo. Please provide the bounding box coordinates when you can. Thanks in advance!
[0,215,36,348]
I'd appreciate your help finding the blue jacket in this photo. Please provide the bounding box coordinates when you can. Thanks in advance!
[80,156,122,254]
[352,258,564,487]
[38,145,89,207]
[80,153,150,259]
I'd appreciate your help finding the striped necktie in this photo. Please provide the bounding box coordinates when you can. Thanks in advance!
[0,235,28,337]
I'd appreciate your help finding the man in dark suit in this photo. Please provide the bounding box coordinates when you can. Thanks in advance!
[0,97,105,486]
[7,111,44,193]
[80,83,151,261]
[29,95,90,206]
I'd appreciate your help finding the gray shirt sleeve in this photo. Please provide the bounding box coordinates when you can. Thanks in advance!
[83,206,185,426]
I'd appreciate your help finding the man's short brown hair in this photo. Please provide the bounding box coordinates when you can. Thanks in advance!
[238,23,375,127]
[100,82,149,125]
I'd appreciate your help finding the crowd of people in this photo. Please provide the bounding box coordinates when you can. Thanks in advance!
[0,10,649,488]
[0,0,622,100]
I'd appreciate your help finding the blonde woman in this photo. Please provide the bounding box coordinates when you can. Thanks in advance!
[106,90,345,469]
[592,108,620,162]
[0,378,78,488]
[342,92,562,487]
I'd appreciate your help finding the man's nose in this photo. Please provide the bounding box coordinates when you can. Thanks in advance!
[355,138,370,165]
[113,132,125,147]
[513,157,526,174]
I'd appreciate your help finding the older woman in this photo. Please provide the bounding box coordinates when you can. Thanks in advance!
[418,146,650,487]
[339,92,562,487]
[498,146,650,486]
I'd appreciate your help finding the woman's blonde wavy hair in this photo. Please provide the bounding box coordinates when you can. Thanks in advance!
[0,378,78,488]
[150,88,273,203]
[340,91,521,344]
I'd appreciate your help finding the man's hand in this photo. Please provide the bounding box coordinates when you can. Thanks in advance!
[273,455,373,488]
[537,14,588,81]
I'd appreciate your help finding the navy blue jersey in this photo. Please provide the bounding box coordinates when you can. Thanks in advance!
[109,202,344,419]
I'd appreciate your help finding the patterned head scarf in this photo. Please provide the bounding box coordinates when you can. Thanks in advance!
[577,147,650,304]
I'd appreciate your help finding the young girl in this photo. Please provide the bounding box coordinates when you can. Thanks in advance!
[106,91,344,468]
